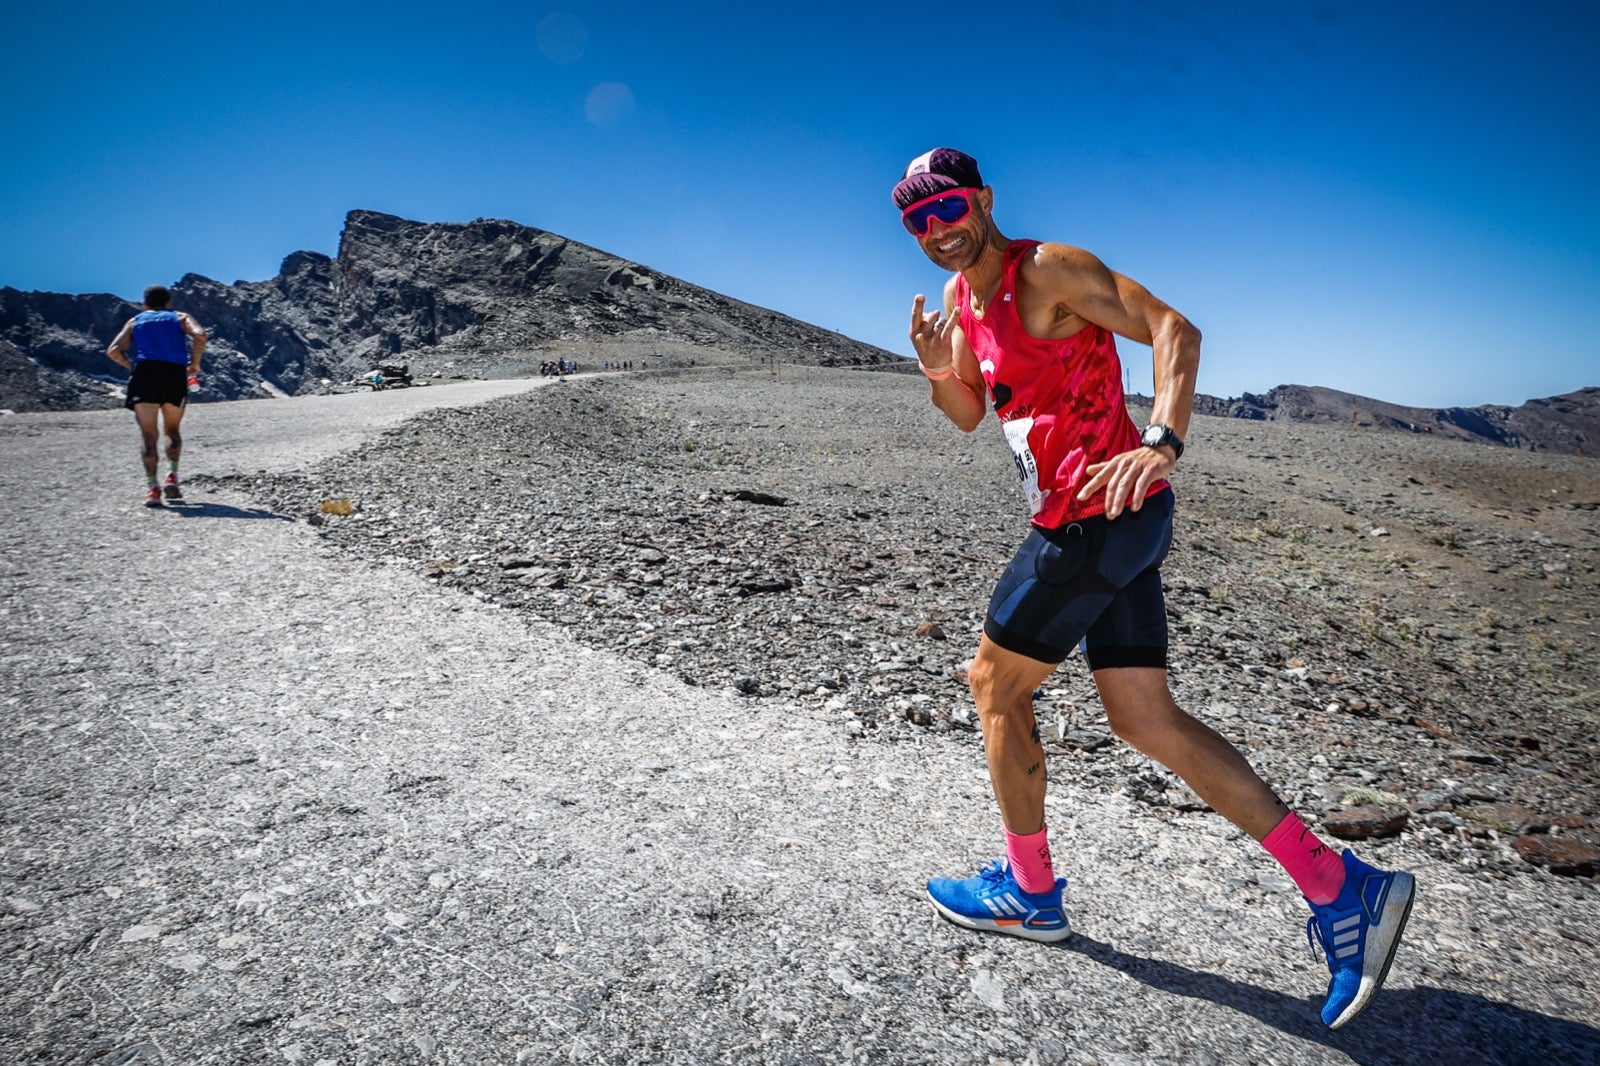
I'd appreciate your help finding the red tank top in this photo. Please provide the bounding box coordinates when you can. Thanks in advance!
[955,239,1166,527]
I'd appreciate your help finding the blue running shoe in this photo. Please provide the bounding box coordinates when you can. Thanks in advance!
[927,860,1071,943]
[1306,849,1415,1028]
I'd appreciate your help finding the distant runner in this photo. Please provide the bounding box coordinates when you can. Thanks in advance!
[107,285,206,506]
[893,148,1414,1029]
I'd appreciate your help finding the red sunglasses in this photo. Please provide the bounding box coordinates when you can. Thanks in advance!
[901,189,977,236]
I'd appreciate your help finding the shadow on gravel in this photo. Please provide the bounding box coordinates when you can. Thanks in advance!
[1063,934,1600,1065]
[157,501,293,522]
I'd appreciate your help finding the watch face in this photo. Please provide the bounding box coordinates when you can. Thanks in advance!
[1142,425,1164,447]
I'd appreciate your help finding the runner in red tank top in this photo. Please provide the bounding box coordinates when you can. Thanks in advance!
[894,148,1413,1030]
[952,238,1165,526]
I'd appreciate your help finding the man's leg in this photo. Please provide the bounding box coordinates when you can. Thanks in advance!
[133,404,162,482]
[160,402,185,497]
[1094,666,1414,1029]
[968,635,1059,835]
[161,402,185,465]
[1092,666,1286,839]
[924,636,1071,942]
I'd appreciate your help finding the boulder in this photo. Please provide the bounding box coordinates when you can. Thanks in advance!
[1321,806,1410,840]
[1512,835,1600,877]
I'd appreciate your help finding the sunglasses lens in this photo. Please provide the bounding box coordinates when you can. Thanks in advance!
[930,196,972,224]
[903,194,972,235]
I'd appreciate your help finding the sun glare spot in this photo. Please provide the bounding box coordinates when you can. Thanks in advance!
[585,82,636,126]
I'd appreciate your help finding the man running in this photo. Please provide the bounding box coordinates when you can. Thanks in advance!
[893,148,1413,1029]
[107,285,206,506]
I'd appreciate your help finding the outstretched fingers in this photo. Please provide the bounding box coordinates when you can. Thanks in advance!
[909,293,957,369]
[910,294,942,340]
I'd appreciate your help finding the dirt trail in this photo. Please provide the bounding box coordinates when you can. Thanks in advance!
[1,382,1595,1064]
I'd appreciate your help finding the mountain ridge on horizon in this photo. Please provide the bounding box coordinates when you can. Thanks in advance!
[0,209,897,412]
[1129,382,1599,455]
[0,208,1594,454]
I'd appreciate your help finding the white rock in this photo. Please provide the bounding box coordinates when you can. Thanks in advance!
[969,968,1007,1012]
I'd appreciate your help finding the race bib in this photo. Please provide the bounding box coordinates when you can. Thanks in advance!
[1001,417,1047,516]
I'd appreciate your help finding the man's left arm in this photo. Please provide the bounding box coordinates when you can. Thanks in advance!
[1031,246,1200,517]
[1122,269,1199,452]
[179,312,207,374]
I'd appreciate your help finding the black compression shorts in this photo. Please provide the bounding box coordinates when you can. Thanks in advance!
[984,488,1174,669]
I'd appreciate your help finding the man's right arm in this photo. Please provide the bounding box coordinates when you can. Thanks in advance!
[106,320,134,369]
[909,278,986,432]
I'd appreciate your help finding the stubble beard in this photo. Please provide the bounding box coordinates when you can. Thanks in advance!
[924,227,984,273]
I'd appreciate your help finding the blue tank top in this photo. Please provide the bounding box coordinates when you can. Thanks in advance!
[132,310,188,364]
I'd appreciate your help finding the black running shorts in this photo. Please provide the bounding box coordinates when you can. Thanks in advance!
[124,360,189,409]
[984,488,1174,669]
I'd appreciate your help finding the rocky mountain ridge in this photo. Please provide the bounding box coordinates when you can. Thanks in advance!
[1177,383,1599,455]
[0,210,895,411]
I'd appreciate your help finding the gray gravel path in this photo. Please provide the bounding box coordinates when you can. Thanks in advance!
[3,380,1597,1065]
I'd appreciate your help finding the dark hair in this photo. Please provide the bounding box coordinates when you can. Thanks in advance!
[143,285,171,308]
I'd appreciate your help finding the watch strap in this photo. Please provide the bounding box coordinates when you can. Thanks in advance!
[1143,423,1184,460]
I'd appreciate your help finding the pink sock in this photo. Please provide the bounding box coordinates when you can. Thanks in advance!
[1261,811,1346,904]
[1005,825,1056,894]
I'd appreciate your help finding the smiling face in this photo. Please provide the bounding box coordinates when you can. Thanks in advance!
[911,186,994,272]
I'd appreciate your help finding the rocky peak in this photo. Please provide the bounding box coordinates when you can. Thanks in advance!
[0,210,897,411]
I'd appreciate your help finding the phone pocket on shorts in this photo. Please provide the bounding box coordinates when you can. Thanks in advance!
[1033,524,1089,585]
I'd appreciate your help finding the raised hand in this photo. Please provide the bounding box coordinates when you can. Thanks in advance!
[909,294,956,372]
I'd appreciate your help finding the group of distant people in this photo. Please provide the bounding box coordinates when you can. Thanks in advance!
[537,357,653,375]
[98,145,1417,1032]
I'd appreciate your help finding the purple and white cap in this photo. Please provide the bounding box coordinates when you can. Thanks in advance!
[892,148,984,209]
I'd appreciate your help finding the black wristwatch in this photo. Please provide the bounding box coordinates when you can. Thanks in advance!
[1140,423,1184,460]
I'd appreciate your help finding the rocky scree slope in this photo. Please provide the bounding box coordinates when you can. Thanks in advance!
[216,367,1600,888]
[0,211,896,412]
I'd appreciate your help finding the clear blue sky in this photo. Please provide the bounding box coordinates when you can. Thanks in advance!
[3,1,1595,408]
